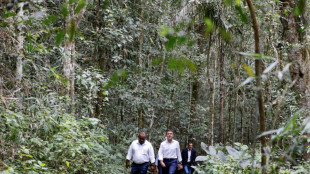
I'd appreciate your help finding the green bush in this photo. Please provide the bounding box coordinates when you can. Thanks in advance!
[0,106,112,173]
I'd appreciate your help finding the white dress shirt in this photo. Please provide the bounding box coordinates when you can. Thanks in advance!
[126,140,155,164]
[187,149,191,162]
[158,140,182,162]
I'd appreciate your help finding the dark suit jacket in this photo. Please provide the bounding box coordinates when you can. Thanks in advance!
[181,148,197,166]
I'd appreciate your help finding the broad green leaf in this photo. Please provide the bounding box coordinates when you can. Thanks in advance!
[195,156,208,161]
[160,26,173,36]
[66,161,70,167]
[177,36,186,45]
[69,0,76,4]
[236,77,255,89]
[242,64,254,77]
[235,0,241,5]
[25,154,33,158]
[75,0,86,14]
[238,52,275,60]
[294,0,306,16]
[55,30,65,46]
[218,151,226,162]
[239,160,250,169]
[263,61,278,74]
[235,5,248,23]
[220,28,231,42]
[61,5,68,17]
[43,15,58,25]
[3,12,17,18]
[68,20,76,42]
[151,58,163,66]
[204,18,214,35]
[226,146,240,159]
[38,161,45,167]
[281,110,302,134]
[209,146,216,156]
[201,142,210,154]
[100,137,105,143]
[165,36,177,50]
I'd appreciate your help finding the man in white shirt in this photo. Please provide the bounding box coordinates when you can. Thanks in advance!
[126,132,155,174]
[158,130,182,174]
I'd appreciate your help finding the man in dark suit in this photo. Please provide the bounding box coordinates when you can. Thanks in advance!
[181,142,197,174]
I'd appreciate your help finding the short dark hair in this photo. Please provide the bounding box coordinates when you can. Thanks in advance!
[166,129,173,134]
[188,142,193,145]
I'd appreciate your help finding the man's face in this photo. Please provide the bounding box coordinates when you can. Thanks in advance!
[166,131,173,141]
[188,143,193,150]
[138,135,146,144]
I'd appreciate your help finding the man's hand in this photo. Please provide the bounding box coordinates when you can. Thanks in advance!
[126,160,130,169]
[150,163,155,172]
[177,164,183,170]
[155,166,159,173]
[160,161,166,168]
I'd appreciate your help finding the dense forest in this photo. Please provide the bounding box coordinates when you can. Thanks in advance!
[0,0,309,173]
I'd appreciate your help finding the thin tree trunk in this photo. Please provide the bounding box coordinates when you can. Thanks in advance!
[245,0,267,172]
[206,33,214,146]
[227,90,232,143]
[232,57,240,144]
[16,2,25,83]
[219,38,224,144]
[239,101,244,144]
[63,0,88,113]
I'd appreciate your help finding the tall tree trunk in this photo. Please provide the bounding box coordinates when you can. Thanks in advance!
[227,90,232,143]
[239,100,245,143]
[246,0,267,172]
[190,79,199,139]
[16,2,25,84]
[207,34,215,146]
[95,0,104,118]
[232,57,240,144]
[280,0,310,161]
[219,38,225,144]
[63,0,88,112]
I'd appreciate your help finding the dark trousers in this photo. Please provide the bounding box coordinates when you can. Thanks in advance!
[131,162,149,174]
[162,159,178,174]
[183,163,193,174]
[157,164,162,174]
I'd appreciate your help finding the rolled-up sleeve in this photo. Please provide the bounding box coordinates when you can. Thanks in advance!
[149,144,155,163]
[126,143,133,160]
[158,143,163,160]
[176,142,182,163]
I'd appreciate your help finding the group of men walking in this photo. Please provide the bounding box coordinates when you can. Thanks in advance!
[126,130,197,174]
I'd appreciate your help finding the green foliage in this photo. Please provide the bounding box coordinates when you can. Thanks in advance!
[55,30,66,46]
[235,5,248,23]
[294,0,306,15]
[0,106,110,173]
[195,142,310,174]
[68,20,76,42]
[160,26,188,50]
[75,0,86,14]
[1,0,310,173]
[194,143,260,173]
[43,15,58,25]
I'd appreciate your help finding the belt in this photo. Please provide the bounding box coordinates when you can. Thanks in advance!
[163,158,177,161]
[133,162,148,165]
